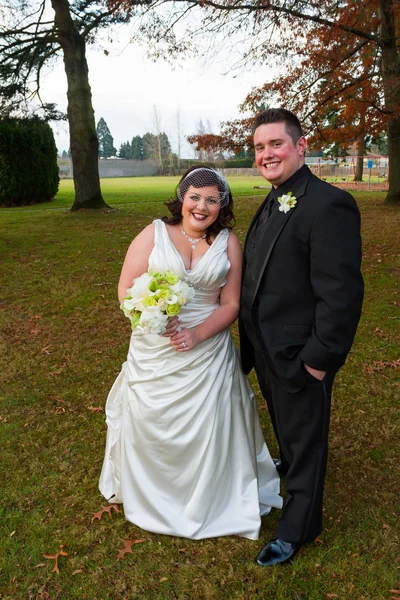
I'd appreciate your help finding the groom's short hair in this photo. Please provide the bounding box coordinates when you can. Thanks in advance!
[253,108,304,144]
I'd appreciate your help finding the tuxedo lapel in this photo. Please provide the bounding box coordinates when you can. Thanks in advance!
[250,167,312,307]
[250,206,296,306]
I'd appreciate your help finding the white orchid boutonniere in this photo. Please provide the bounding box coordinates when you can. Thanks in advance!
[278,191,297,213]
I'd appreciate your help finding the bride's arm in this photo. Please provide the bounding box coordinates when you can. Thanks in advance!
[117,223,155,303]
[170,233,242,351]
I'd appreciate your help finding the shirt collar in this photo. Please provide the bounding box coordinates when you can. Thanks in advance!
[272,164,309,198]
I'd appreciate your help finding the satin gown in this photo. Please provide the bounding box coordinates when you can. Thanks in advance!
[99,219,282,540]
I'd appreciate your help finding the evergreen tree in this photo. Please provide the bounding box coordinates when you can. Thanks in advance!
[142,133,156,161]
[130,135,144,160]
[118,141,131,159]
[142,131,172,171]
[96,117,117,159]
[160,132,171,159]
[61,150,69,159]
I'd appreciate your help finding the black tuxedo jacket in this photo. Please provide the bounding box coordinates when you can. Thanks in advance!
[239,166,364,391]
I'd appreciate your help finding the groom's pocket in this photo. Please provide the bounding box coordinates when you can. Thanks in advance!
[259,325,312,391]
[262,325,312,357]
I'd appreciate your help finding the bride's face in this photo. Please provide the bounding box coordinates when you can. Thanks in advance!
[181,185,221,233]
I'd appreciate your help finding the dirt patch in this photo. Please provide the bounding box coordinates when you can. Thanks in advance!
[331,182,388,192]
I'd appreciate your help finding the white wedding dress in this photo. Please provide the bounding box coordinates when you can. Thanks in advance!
[99,219,282,540]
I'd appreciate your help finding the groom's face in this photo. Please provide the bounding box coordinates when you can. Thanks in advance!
[254,122,306,187]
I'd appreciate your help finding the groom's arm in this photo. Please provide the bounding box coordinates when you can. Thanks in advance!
[299,189,364,372]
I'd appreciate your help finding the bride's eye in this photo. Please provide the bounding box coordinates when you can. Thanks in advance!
[206,197,219,205]
[189,194,200,201]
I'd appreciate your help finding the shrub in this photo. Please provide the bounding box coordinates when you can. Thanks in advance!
[0,117,59,207]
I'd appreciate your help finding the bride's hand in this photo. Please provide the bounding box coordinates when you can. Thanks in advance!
[170,327,200,352]
[163,316,180,337]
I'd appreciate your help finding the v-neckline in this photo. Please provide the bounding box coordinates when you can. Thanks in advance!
[162,221,223,273]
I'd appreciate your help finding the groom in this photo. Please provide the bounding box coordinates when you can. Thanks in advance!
[239,108,364,566]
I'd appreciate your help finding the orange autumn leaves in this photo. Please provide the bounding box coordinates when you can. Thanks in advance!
[42,503,146,574]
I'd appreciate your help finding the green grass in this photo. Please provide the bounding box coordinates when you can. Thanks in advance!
[0,183,399,599]
[7,176,271,212]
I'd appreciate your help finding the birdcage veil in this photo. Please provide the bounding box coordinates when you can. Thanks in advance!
[177,167,231,208]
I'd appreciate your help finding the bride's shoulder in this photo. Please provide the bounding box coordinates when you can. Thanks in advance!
[226,231,242,254]
[130,222,155,248]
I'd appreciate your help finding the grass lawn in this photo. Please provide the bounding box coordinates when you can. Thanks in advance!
[0,183,399,599]
[9,176,270,212]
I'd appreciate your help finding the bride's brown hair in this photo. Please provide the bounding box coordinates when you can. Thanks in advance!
[162,165,236,245]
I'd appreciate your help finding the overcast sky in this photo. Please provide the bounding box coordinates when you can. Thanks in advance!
[41,25,273,158]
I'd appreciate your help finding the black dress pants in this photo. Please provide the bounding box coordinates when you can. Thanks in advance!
[255,353,334,544]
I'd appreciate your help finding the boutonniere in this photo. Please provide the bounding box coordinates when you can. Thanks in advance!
[278,191,297,213]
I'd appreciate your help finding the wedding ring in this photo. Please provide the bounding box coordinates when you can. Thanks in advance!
[181,342,187,348]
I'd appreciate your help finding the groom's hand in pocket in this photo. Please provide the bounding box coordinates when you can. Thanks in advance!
[304,363,326,381]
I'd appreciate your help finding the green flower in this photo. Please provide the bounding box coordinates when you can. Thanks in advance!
[166,303,180,317]
[143,296,157,307]
[164,271,179,285]
[130,311,141,329]
[156,289,171,300]
[149,278,159,292]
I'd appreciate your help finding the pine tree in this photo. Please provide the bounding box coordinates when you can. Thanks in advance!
[118,141,131,159]
[96,117,117,159]
[130,136,144,160]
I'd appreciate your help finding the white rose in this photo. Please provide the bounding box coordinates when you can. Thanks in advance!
[157,299,168,311]
[165,293,178,305]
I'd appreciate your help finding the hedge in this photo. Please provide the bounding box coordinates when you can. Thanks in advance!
[0,117,59,207]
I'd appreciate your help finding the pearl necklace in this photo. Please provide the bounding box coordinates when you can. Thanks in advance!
[180,225,206,250]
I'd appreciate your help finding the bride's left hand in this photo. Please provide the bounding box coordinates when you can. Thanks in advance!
[170,327,200,352]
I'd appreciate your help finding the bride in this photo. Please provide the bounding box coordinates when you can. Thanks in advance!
[99,166,282,540]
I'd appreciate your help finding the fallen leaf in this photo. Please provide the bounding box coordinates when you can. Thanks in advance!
[116,538,146,561]
[383,523,390,529]
[88,405,104,413]
[159,577,168,582]
[314,536,323,544]
[9,531,16,537]
[91,503,120,522]
[43,544,68,574]
[326,595,339,599]
[35,563,46,568]
[72,569,83,575]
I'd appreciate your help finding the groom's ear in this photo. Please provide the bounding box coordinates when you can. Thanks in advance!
[296,136,307,156]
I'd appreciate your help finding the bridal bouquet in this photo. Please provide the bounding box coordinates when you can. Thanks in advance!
[120,270,194,335]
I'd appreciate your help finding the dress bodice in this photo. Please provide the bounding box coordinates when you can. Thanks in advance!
[148,220,231,328]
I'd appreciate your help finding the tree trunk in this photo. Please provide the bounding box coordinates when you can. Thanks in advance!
[51,0,109,210]
[379,0,400,203]
[354,131,366,182]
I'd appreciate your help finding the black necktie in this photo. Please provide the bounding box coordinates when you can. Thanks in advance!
[258,192,276,226]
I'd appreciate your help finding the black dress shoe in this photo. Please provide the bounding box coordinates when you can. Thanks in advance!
[272,458,288,476]
[255,538,300,567]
